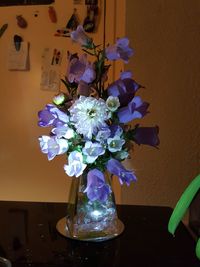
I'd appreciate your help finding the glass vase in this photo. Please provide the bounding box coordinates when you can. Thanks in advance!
[56,172,124,241]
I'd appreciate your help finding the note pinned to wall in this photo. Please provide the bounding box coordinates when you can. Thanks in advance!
[40,47,63,92]
[7,41,29,70]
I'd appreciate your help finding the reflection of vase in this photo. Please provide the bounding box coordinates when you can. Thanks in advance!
[56,172,124,241]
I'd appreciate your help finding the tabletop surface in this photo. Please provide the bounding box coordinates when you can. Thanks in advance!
[0,201,199,267]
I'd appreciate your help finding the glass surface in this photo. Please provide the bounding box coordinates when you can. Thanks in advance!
[0,257,11,267]
[0,201,199,267]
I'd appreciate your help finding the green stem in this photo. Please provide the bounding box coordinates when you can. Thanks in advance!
[82,49,95,56]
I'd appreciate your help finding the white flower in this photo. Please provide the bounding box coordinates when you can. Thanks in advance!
[106,96,120,112]
[107,136,125,153]
[64,151,87,177]
[69,96,109,139]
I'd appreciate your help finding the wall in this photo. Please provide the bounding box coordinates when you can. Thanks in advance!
[0,0,110,202]
[122,0,200,207]
[2,0,198,208]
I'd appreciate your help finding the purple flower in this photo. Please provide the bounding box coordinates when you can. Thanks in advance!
[106,158,136,186]
[38,104,69,127]
[84,169,111,202]
[82,141,105,163]
[117,96,149,123]
[120,71,132,80]
[106,37,134,63]
[70,25,93,48]
[107,75,140,107]
[109,125,123,138]
[67,54,96,84]
[134,126,160,147]
[96,127,111,143]
[39,135,69,160]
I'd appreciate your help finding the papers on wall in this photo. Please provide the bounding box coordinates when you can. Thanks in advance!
[7,41,29,70]
[40,47,63,91]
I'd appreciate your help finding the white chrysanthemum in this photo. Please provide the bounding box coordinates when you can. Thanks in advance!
[69,96,109,139]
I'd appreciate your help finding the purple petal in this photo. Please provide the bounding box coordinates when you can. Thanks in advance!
[116,37,129,47]
[38,109,55,127]
[106,158,136,186]
[134,126,160,147]
[67,54,95,84]
[70,25,93,48]
[120,71,133,80]
[38,104,69,127]
[106,37,134,63]
[117,97,149,123]
[105,45,118,61]
[96,127,111,143]
[107,78,140,107]
[84,169,111,202]
[109,125,123,138]
[81,63,96,83]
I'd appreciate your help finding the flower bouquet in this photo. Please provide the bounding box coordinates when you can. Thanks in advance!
[38,25,159,241]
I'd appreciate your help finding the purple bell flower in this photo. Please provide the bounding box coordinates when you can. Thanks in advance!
[70,25,93,48]
[120,71,132,80]
[134,126,160,147]
[107,74,140,107]
[117,96,149,123]
[96,127,111,144]
[39,135,69,161]
[109,125,123,138]
[82,141,105,163]
[84,169,112,202]
[38,104,69,127]
[106,158,137,186]
[106,37,134,63]
[67,54,96,84]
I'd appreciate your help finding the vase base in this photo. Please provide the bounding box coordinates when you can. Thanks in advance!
[56,217,124,242]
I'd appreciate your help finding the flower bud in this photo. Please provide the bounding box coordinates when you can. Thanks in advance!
[53,93,66,105]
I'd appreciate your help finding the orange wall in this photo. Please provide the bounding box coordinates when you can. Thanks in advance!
[0,0,110,202]
[2,0,198,208]
[122,0,200,207]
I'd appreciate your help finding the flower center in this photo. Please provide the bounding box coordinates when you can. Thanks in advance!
[110,141,116,147]
[87,108,96,118]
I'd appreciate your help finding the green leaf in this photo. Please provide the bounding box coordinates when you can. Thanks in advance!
[168,173,200,236]
[196,238,200,260]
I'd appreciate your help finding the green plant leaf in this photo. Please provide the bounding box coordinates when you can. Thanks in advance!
[168,173,200,235]
[196,238,200,260]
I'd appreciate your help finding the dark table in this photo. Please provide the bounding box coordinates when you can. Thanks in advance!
[0,201,199,267]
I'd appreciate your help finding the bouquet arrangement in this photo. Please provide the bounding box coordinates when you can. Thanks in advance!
[38,25,159,203]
